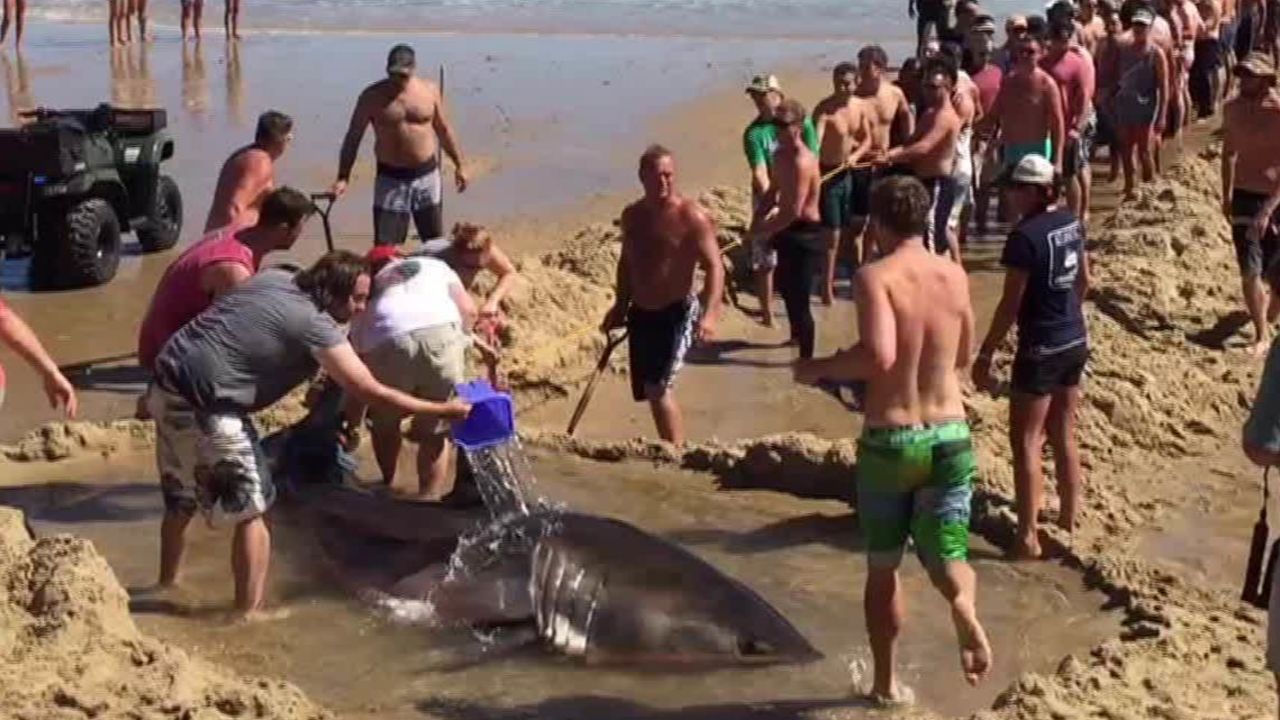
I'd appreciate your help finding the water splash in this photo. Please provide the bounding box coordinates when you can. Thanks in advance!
[461,438,543,519]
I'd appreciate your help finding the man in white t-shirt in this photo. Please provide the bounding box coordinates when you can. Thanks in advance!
[348,245,477,500]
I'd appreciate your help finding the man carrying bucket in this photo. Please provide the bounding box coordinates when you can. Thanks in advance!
[346,245,490,500]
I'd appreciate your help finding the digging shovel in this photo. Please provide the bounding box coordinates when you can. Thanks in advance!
[566,329,627,437]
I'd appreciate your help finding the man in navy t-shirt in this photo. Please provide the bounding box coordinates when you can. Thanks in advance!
[973,154,1091,560]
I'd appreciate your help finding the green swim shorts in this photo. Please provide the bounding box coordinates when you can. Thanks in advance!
[1002,138,1054,172]
[856,420,976,570]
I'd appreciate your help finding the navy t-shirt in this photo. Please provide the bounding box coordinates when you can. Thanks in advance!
[1000,208,1087,356]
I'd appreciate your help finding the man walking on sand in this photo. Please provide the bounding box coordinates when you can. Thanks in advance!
[793,175,991,704]
[984,35,1066,174]
[1042,20,1098,223]
[1222,52,1280,354]
[743,74,819,326]
[333,44,468,250]
[749,100,825,360]
[813,62,874,302]
[883,59,962,258]
[601,146,723,446]
[147,252,471,620]
[206,110,294,232]
[974,155,1090,559]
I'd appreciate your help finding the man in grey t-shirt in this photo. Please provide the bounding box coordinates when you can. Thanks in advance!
[147,251,471,621]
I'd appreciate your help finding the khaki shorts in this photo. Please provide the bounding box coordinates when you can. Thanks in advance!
[364,323,468,440]
[149,387,275,527]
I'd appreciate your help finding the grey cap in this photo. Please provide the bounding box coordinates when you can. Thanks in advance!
[387,44,416,76]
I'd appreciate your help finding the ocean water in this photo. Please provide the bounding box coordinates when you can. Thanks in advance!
[32,0,1038,39]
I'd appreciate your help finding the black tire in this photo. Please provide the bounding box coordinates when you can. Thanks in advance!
[136,174,182,253]
[57,198,121,288]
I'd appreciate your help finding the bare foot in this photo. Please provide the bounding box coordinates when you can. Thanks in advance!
[760,315,774,329]
[864,682,914,707]
[1009,536,1042,561]
[1251,335,1272,357]
[231,607,292,624]
[952,603,991,686]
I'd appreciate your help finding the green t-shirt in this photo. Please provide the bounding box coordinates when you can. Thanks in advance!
[742,116,820,169]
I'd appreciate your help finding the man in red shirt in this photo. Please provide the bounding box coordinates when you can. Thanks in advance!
[137,186,313,594]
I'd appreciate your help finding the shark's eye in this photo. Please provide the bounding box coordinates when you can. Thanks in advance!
[737,638,775,657]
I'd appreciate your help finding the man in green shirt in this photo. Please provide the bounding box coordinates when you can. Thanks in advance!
[743,74,819,327]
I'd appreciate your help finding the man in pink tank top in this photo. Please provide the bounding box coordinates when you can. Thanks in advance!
[138,186,315,372]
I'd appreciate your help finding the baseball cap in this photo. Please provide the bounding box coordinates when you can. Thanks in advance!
[366,245,403,272]
[1130,7,1154,25]
[1236,51,1278,79]
[745,74,782,95]
[1004,154,1057,186]
[387,44,416,76]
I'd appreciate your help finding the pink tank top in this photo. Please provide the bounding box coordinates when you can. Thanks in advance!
[137,226,258,371]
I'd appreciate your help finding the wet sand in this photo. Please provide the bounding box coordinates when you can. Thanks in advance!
[6,447,1121,720]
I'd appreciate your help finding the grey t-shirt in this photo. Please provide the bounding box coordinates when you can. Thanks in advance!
[154,269,348,413]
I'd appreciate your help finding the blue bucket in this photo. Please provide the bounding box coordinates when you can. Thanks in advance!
[452,379,516,451]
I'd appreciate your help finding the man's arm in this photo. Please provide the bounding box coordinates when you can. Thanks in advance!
[200,261,253,298]
[0,300,77,417]
[1154,46,1170,132]
[886,113,951,164]
[977,268,1028,358]
[795,268,895,382]
[891,89,916,146]
[1076,58,1096,134]
[691,207,725,342]
[316,342,469,419]
[752,162,808,239]
[332,91,371,195]
[750,163,772,202]
[449,281,479,331]
[481,245,519,314]
[223,152,274,224]
[601,216,633,331]
[1222,108,1237,218]
[1045,76,1066,167]
[432,87,468,192]
[1077,233,1093,300]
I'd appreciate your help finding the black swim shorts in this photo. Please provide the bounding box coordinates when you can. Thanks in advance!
[1012,342,1089,396]
[626,297,699,402]
[1232,189,1280,279]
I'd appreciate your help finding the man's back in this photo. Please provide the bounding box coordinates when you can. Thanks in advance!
[205,145,273,232]
[859,245,971,428]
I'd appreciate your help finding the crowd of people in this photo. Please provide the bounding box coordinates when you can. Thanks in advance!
[3,0,1280,709]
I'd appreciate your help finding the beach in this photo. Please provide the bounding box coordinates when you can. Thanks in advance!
[0,9,1278,720]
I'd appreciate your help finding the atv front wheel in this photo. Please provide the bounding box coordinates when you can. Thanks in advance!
[56,198,121,288]
[136,174,182,252]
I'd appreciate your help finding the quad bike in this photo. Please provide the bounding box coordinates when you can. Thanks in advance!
[0,103,183,290]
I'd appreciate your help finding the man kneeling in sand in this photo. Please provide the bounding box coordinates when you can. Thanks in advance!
[793,176,991,702]
[147,252,470,620]
[601,146,724,445]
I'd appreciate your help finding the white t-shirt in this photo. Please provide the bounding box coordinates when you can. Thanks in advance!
[352,257,464,353]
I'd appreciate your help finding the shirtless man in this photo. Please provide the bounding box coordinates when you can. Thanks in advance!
[749,100,824,359]
[794,175,991,704]
[858,45,916,156]
[813,62,874,301]
[1222,53,1280,353]
[983,35,1066,174]
[601,146,724,445]
[884,59,962,258]
[1043,21,1098,222]
[206,111,293,232]
[333,44,468,249]
[1080,0,1109,52]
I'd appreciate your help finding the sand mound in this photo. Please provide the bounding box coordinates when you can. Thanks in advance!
[0,507,330,720]
[1,419,155,463]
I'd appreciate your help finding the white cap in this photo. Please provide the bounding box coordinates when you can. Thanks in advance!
[1007,154,1056,186]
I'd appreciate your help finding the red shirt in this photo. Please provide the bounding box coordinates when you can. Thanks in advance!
[137,226,258,371]
[1041,48,1095,129]
[971,63,1004,116]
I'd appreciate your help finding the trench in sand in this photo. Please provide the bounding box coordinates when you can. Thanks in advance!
[4,445,1120,720]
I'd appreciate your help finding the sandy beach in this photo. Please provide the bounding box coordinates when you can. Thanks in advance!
[0,10,1278,720]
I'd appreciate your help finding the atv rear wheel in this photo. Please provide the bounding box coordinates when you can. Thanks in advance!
[49,198,121,289]
[136,174,182,252]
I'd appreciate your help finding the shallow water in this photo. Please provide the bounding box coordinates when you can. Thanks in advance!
[9,447,1120,719]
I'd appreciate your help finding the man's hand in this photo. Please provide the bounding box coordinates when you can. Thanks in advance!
[1224,197,1234,220]
[600,304,627,333]
[455,165,469,193]
[793,358,823,386]
[971,352,995,392]
[908,0,916,19]
[1249,209,1274,244]
[442,399,472,421]
[695,313,717,344]
[338,424,362,453]
[330,179,349,199]
[43,370,77,418]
